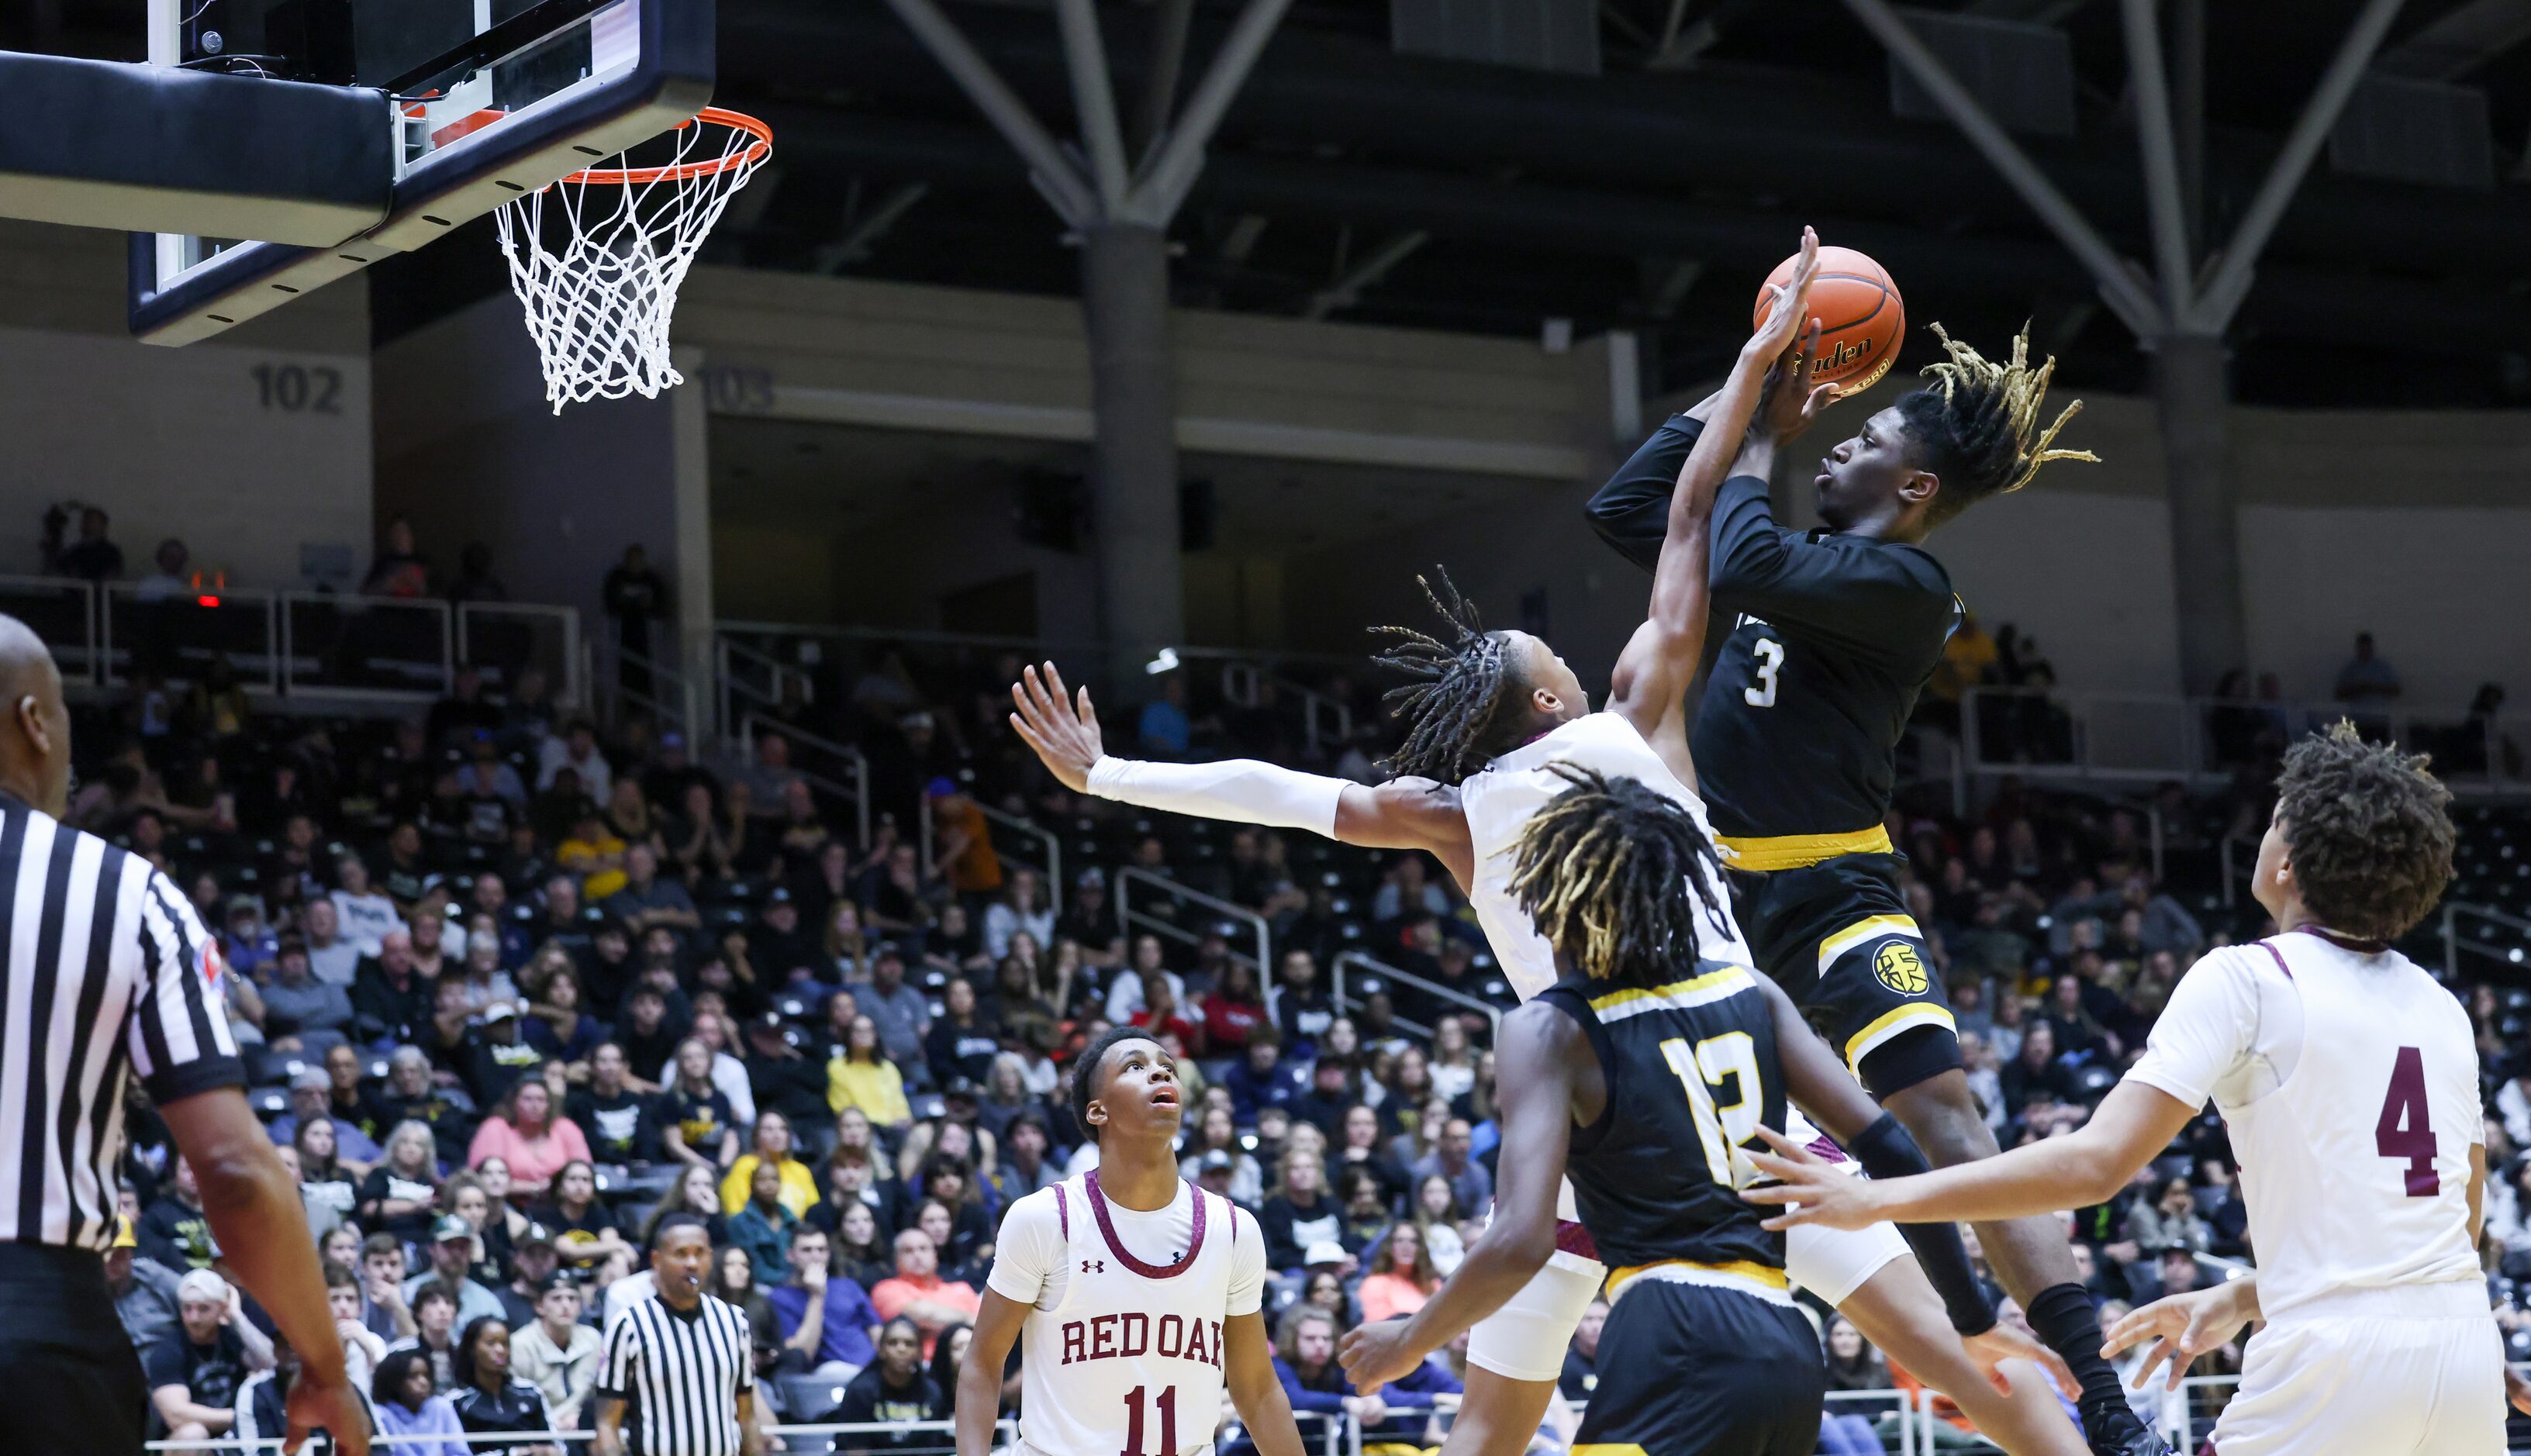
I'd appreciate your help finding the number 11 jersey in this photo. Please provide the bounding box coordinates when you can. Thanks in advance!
[2125,930,2482,1320]
[988,1172,1266,1456]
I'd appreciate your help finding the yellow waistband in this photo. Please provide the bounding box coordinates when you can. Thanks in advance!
[1604,1258,1790,1306]
[1714,826,1895,872]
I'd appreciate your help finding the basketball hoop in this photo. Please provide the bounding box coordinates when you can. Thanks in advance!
[493,108,772,412]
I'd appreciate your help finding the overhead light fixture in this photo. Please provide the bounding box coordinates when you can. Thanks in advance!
[1145,647,1181,675]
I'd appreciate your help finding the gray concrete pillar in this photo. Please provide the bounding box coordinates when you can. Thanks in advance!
[2153,332,2248,695]
[1080,221,1184,675]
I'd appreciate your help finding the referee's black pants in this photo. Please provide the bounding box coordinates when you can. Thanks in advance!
[0,1241,150,1454]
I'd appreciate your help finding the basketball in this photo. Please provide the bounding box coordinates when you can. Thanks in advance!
[1752,245,1904,396]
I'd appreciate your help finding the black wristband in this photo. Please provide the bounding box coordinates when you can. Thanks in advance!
[1846,1113,1997,1337]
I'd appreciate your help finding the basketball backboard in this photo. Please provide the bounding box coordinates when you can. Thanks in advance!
[129,0,712,344]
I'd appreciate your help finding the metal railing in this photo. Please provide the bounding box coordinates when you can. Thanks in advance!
[601,642,705,744]
[1220,657,1357,757]
[974,799,1062,909]
[737,711,873,850]
[1331,949,1504,1042]
[1115,865,1273,979]
[1962,685,2531,796]
[0,573,583,706]
[2445,899,2531,980]
[716,632,818,743]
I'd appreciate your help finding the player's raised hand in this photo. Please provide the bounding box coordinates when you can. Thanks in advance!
[1758,316,1842,444]
[2100,1281,2256,1392]
[1336,1316,1423,1394]
[1741,1124,1884,1231]
[1009,661,1104,792]
[1745,226,1822,364]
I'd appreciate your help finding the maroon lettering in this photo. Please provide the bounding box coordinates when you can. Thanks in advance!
[1090,1313,1120,1360]
[1155,1315,1184,1358]
[1120,1312,1149,1358]
[1183,1318,1208,1366]
[1062,1322,1086,1365]
[1211,1321,1224,1368]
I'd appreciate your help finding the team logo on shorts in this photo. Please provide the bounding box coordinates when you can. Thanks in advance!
[1873,941,1929,996]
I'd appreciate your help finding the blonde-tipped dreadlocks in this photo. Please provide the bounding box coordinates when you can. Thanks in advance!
[1369,569,1528,785]
[1901,323,2100,523]
[1505,764,1727,987]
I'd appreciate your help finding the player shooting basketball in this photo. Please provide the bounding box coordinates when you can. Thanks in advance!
[1583,326,2149,1451]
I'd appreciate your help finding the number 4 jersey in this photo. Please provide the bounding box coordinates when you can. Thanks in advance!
[988,1172,1266,1456]
[2125,930,2483,1319]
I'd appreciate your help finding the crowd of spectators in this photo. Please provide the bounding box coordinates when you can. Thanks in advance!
[60,612,2531,1454]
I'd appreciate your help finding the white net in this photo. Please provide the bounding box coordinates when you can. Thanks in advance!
[493,109,772,412]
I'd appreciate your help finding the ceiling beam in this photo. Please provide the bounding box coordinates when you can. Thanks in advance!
[814,181,931,273]
[1304,229,1429,319]
[2373,0,2531,78]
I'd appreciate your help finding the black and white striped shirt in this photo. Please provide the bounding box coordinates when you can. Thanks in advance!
[599,1292,757,1456]
[0,792,242,1249]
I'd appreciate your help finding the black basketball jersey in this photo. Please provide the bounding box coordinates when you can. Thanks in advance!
[1587,413,1960,844]
[1535,962,1787,1275]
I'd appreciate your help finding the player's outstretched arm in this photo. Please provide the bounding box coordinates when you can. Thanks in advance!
[1607,227,1821,762]
[1008,661,1474,875]
[955,1290,1031,1456]
[1338,1001,1581,1390]
[1224,1311,1310,1456]
[1746,1078,2198,1231]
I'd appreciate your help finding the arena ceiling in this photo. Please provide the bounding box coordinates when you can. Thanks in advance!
[17,0,2531,408]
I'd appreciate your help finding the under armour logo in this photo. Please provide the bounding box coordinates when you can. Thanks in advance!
[1082,1259,1106,1274]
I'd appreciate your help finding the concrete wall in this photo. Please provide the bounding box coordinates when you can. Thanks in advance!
[0,221,371,592]
[371,295,712,675]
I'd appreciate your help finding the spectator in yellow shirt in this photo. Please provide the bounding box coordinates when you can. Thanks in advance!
[555,812,628,902]
[827,1015,912,1130]
[718,1109,821,1219]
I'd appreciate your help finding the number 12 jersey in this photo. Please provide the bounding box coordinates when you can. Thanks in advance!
[988,1172,1266,1456]
[2125,930,2483,1319]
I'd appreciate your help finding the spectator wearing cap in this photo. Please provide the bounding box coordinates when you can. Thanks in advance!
[271,1067,387,1166]
[605,841,701,937]
[222,895,279,981]
[768,1224,880,1382]
[495,1223,566,1329]
[406,1215,508,1328]
[467,1071,589,1202]
[747,885,820,986]
[464,998,551,1109]
[107,1213,185,1353]
[145,1268,275,1445]
[259,935,354,1065]
[538,718,613,802]
[742,1010,830,1131]
[855,947,931,1069]
[511,1277,603,1430]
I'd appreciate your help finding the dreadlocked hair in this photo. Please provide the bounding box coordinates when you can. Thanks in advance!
[2274,720,2456,943]
[1504,764,1727,987]
[1897,322,2100,525]
[1369,568,1530,785]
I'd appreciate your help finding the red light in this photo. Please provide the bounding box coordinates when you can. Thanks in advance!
[196,595,220,607]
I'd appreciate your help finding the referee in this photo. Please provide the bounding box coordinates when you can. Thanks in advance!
[0,615,365,1455]
[595,1213,764,1456]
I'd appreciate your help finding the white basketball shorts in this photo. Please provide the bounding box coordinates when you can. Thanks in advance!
[2209,1281,2504,1456]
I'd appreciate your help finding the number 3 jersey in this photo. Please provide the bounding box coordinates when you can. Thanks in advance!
[988,1172,1266,1456]
[1534,964,1791,1287]
[2125,930,2483,1320]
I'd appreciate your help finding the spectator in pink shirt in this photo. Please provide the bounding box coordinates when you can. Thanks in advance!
[465,1075,589,1203]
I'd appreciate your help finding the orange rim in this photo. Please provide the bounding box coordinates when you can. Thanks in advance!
[562,107,772,186]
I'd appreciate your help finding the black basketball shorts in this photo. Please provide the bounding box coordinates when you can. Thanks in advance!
[0,1242,150,1456]
[1727,851,1961,1099]
[1573,1276,1824,1456]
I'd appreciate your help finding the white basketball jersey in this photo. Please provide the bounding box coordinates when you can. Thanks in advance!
[1458,711,1755,1005]
[996,1174,1262,1456]
[2133,933,2482,1320]
[1456,712,1778,1240]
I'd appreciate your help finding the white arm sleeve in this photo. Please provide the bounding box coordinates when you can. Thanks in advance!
[985,1189,1064,1308]
[1086,756,1346,840]
[1226,1207,1267,1317]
